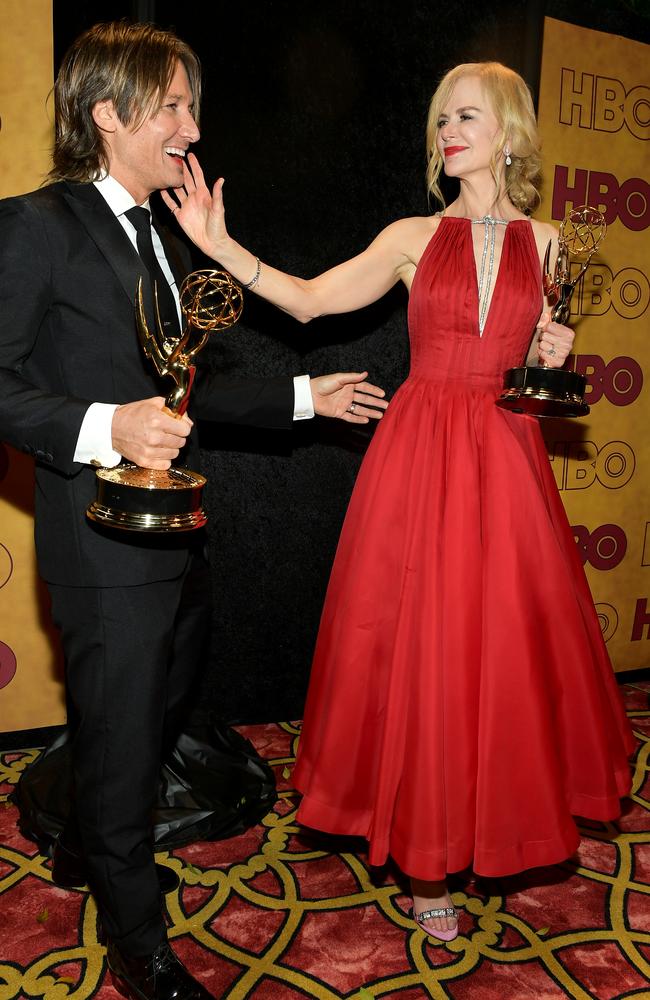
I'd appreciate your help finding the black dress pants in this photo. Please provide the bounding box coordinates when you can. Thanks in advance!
[48,553,211,955]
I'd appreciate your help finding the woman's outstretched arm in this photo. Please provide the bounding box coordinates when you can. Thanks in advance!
[162,153,419,323]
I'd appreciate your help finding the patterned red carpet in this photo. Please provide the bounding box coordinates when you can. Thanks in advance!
[0,681,648,1000]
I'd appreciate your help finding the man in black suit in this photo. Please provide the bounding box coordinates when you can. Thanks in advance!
[0,21,386,1000]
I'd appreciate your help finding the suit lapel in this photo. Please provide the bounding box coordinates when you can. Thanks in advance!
[62,183,192,328]
[61,182,145,309]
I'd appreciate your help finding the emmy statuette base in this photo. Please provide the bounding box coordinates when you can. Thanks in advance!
[496,366,589,418]
[86,465,207,533]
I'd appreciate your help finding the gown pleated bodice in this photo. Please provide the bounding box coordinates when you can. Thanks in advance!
[408,217,540,383]
[293,216,633,880]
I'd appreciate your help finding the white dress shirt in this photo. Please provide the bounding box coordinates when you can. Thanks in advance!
[74,174,313,467]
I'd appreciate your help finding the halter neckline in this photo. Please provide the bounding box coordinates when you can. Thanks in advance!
[471,215,509,225]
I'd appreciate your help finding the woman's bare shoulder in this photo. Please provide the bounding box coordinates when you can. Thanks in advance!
[384,214,441,238]
[377,214,441,259]
[529,217,558,235]
[527,218,560,264]
[378,216,442,287]
[529,217,559,244]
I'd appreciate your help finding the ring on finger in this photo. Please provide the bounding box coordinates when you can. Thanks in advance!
[347,403,356,414]
[547,345,556,357]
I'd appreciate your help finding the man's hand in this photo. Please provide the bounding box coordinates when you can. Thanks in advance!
[310,372,388,423]
[111,397,192,469]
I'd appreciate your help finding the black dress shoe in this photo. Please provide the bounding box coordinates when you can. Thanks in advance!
[51,839,179,894]
[107,940,214,1000]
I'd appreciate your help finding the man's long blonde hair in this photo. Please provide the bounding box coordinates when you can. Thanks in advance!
[49,21,201,184]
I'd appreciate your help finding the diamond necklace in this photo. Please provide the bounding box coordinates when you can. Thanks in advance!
[471,215,508,334]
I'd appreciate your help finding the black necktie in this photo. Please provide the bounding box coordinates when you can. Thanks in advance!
[125,206,180,339]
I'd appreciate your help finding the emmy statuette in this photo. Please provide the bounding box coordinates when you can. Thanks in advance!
[496,206,606,418]
[87,270,243,532]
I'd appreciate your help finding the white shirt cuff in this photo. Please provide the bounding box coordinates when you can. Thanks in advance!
[74,402,122,467]
[293,374,314,421]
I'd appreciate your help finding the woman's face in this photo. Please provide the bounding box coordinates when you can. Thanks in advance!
[435,75,503,178]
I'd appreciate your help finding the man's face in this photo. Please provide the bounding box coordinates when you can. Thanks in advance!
[103,60,200,203]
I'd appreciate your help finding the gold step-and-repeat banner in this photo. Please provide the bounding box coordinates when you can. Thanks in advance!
[538,18,649,672]
[0,0,66,732]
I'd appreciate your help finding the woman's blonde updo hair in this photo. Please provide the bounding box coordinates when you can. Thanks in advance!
[425,61,542,214]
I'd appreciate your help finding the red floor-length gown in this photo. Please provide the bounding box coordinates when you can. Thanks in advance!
[293,217,634,880]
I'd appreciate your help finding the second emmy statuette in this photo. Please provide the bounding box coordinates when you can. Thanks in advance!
[496,206,606,418]
[86,270,243,532]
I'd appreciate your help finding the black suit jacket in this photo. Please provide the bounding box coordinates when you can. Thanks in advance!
[0,181,294,587]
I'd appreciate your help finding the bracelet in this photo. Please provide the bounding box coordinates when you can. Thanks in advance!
[242,256,261,289]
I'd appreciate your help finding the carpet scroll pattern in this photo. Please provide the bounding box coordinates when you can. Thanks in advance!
[0,682,648,999]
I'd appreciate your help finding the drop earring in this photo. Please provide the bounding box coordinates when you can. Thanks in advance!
[505,148,512,166]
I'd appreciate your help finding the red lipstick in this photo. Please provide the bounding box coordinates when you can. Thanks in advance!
[444,146,468,157]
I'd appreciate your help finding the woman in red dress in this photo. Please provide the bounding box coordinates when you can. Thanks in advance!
[167,61,634,943]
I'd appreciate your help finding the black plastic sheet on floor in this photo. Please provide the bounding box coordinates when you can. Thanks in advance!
[11,719,277,851]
